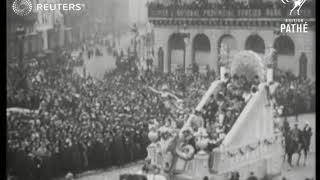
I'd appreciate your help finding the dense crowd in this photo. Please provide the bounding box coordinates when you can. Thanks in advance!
[7,47,217,180]
[274,70,315,117]
[7,41,315,180]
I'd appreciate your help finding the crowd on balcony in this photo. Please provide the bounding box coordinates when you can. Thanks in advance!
[148,0,315,12]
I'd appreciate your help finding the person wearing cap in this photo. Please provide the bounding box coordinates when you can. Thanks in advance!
[246,172,258,180]
[253,75,260,86]
[223,72,231,85]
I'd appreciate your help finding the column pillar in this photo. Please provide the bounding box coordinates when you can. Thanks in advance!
[210,34,219,76]
[267,68,273,83]
[42,30,48,50]
[185,40,192,73]
[164,46,169,73]
[59,28,65,47]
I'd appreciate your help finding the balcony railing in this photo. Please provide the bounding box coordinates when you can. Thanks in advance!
[148,5,315,19]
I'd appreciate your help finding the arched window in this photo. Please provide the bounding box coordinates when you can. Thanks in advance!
[168,33,185,73]
[218,34,237,56]
[273,35,295,56]
[193,34,211,51]
[168,33,185,50]
[245,34,265,54]
[193,34,211,66]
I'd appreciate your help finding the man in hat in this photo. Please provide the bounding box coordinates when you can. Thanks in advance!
[246,172,258,180]
[253,75,260,86]
[301,121,312,165]
[291,123,301,143]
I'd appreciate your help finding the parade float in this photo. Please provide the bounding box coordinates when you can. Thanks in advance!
[137,50,283,180]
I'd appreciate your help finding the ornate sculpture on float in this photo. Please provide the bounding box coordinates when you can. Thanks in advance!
[230,50,266,82]
[143,49,283,180]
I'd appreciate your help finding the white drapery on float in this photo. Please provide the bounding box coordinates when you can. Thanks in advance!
[222,83,274,148]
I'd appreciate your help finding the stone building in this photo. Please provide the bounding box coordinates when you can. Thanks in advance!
[34,0,65,50]
[7,0,39,60]
[7,0,68,61]
[148,0,315,79]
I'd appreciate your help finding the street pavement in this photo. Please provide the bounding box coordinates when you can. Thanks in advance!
[75,114,315,180]
[74,46,116,80]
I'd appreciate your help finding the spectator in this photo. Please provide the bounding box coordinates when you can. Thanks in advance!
[246,172,258,180]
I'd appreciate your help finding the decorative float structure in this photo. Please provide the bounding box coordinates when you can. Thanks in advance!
[143,50,282,180]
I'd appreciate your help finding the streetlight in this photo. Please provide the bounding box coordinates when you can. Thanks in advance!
[16,25,26,69]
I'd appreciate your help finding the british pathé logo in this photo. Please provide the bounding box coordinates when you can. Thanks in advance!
[280,0,309,33]
[280,19,308,33]
[12,0,33,16]
[281,0,307,16]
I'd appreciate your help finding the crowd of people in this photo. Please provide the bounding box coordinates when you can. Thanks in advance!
[274,70,315,117]
[148,0,315,18]
[7,37,315,180]
[6,44,217,180]
[201,74,260,149]
[148,0,314,9]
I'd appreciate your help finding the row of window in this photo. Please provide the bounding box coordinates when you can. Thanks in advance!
[168,33,295,56]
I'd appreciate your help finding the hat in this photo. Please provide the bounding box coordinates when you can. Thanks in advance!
[182,127,192,134]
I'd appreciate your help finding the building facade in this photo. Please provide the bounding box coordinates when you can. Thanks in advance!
[7,0,68,63]
[148,0,315,79]
[34,0,65,50]
[7,0,38,60]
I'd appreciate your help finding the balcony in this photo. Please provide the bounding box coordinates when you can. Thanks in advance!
[148,2,315,19]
